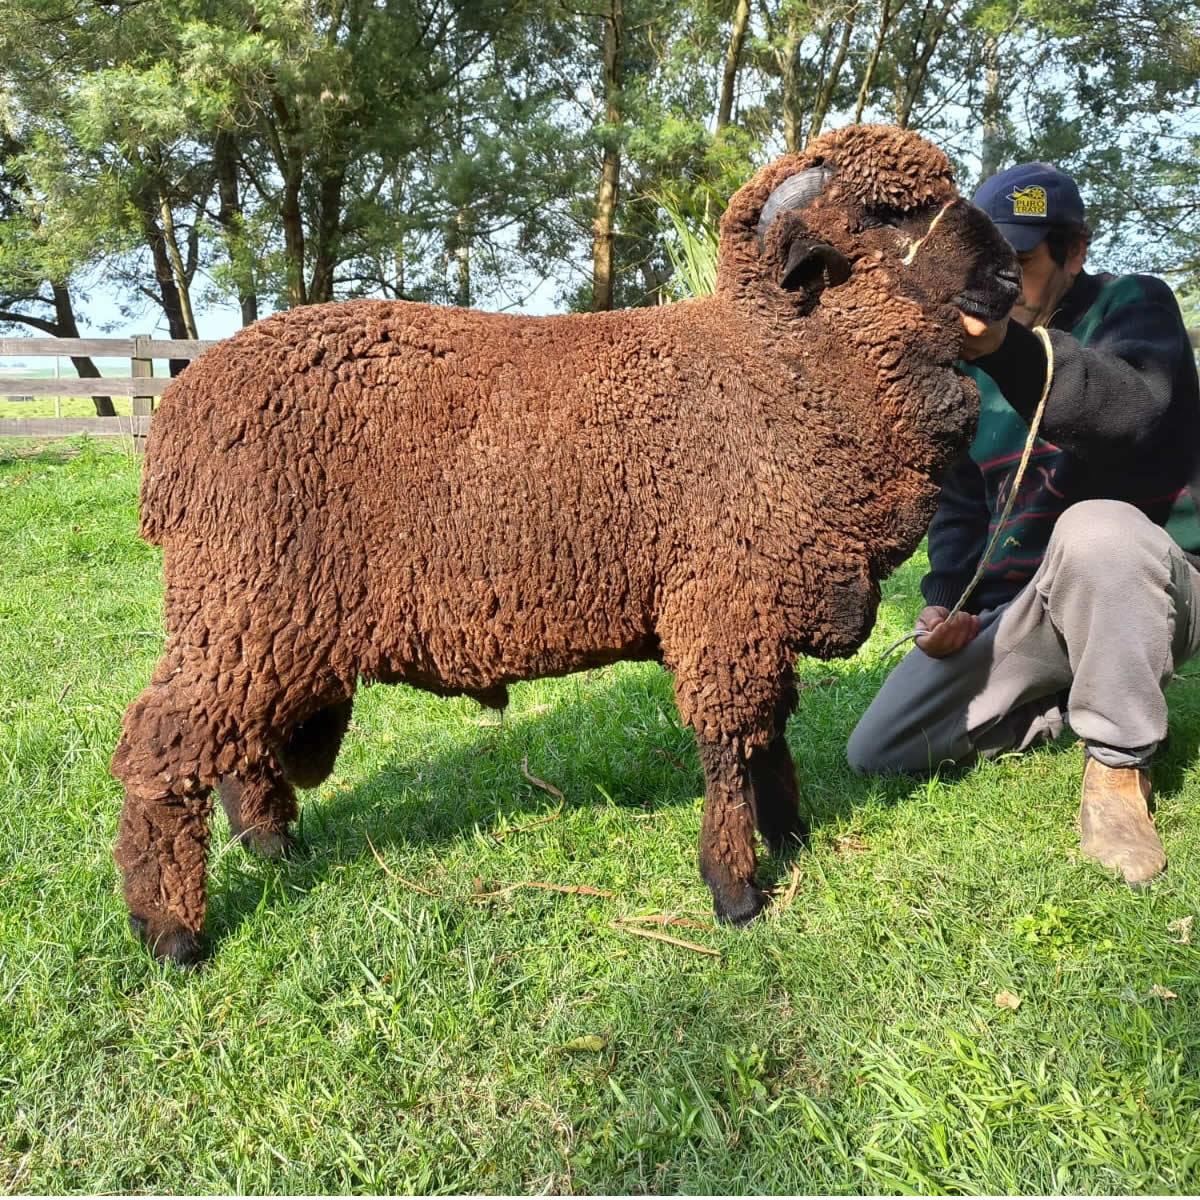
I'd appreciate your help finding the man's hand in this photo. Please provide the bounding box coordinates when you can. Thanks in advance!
[958,311,1008,359]
[914,604,981,658]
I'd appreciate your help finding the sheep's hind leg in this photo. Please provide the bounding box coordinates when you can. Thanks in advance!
[220,698,354,858]
[749,674,807,856]
[111,664,226,966]
[218,762,297,860]
[696,738,768,926]
[276,698,354,788]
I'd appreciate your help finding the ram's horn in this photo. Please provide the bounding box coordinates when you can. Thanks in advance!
[757,166,835,245]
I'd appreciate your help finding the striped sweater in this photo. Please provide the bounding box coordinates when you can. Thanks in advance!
[922,269,1200,613]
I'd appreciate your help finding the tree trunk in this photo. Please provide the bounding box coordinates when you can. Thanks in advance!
[854,0,905,123]
[308,164,346,305]
[808,9,857,144]
[717,0,752,132]
[280,157,307,307]
[778,13,806,154]
[452,206,471,309]
[592,0,622,312]
[981,36,1003,179]
[139,206,193,376]
[214,130,259,327]
[268,95,308,308]
[158,192,199,340]
[895,0,956,127]
[51,281,113,417]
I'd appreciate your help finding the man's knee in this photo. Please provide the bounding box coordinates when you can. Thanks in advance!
[846,715,910,777]
[845,723,878,776]
[1050,500,1165,564]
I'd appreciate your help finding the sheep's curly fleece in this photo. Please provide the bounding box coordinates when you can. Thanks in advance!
[112,123,1012,953]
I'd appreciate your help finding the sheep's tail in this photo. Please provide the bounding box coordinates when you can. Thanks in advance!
[138,441,194,546]
[139,509,167,546]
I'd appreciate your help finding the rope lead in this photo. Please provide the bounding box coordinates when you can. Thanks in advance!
[881,324,1056,660]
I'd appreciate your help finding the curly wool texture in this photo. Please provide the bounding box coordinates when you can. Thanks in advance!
[112,123,1019,950]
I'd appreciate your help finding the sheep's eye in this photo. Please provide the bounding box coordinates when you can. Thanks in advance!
[860,214,900,231]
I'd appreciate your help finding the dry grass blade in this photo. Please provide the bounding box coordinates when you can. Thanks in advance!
[609,921,721,957]
[490,759,568,841]
[520,757,564,800]
[469,881,617,900]
[494,804,565,844]
[365,835,437,896]
[650,746,690,772]
[615,914,715,932]
[778,862,803,909]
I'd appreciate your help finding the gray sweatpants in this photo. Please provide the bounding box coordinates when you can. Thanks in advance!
[847,500,1200,774]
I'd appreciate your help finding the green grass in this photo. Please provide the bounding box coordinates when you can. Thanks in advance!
[0,394,137,419]
[2,439,1199,1194]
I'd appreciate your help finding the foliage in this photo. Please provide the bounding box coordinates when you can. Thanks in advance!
[656,185,720,299]
[0,1,1197,338]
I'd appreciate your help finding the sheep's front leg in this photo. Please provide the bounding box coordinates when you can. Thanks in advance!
[749,673,807,856]
[696,738,768,926]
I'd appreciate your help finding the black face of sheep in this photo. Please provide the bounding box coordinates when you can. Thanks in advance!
[111,124,1021,964]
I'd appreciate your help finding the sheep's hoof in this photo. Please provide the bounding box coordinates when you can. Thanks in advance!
[709,880,769,928]
[129,914,205,968]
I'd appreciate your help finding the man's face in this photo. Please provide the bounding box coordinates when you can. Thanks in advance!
[1011,236,1087,327]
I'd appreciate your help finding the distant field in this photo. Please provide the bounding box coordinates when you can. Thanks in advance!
[0,363,140,419]
[0,395,136,418]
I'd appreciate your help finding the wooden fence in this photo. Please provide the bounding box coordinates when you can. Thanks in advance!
[0,335,218,449]
[3,326,1200,452]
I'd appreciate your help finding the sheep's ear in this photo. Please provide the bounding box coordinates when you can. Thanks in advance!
[780,239,852,293]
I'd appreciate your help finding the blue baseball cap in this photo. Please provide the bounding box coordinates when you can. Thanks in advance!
[973,162,1085,252]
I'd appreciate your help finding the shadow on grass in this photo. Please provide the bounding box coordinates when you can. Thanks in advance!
[196,628,1200,953]
[0,435,103,466]
[202,657,897,949]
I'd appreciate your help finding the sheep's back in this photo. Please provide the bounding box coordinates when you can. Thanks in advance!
[139,298,753,684]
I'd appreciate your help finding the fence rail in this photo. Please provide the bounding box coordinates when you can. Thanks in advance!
[0,335,218,450]
[4,325,1200,451]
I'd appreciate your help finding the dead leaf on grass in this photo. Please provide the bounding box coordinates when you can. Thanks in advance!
[559,1035,608,1053]
[520,757,565,800]
[615,914,715,932]
[1148,984,1178,1000]
[995,990,1022,1010]
[609,921,721,957]
[834,832,869,855]
[1167,915,1194,945]
[469,881,616,900]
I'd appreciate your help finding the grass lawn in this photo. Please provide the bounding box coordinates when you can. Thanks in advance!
[2,439,1199,1195]
[0,395,137,419]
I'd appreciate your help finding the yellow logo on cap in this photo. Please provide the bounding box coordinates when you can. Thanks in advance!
[1009,185,1047,216]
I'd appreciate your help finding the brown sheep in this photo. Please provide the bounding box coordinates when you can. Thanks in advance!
[111,123,1020,964]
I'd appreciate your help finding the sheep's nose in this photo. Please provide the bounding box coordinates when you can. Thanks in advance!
[996,266,1021,291]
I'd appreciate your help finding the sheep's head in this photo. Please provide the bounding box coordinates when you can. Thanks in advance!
[717,124,1020,340]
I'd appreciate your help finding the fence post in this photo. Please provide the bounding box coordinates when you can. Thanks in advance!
[131,334,154,454]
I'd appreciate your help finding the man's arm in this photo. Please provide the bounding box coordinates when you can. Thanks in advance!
[967,276,1195,468]
[911,448,991,657]
[921,447,990,612]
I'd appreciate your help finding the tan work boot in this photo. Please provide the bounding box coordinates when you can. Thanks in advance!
[1078,755,1166,887]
